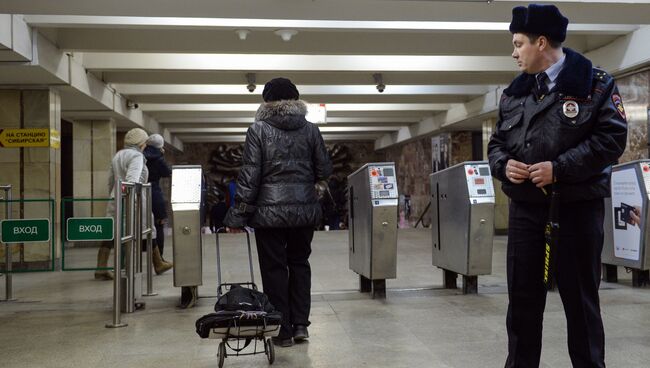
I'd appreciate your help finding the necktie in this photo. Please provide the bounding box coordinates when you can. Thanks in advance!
[535,72,549,99]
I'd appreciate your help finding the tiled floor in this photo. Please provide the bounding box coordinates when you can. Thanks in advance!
[1,228,649,367]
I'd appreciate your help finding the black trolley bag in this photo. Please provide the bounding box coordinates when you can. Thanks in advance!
[195,228,281,367]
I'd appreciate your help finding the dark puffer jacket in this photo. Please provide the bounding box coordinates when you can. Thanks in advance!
[144,145,172,220]
[223,100,332,228]
[488,48,627,203]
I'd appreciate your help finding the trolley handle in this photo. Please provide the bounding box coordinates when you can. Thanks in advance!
[214,227,256,297]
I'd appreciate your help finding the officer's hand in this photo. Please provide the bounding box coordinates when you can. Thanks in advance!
[226,227,243,234]
[529,161,553,188]
[506,159,530,184]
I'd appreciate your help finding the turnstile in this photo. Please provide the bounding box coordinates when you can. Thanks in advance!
[603,160,650,286]
[171,165,203,290]
[430,161,495,294]
[348,162,398,298]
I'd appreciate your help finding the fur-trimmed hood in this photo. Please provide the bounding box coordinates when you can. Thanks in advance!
[504,48,593,98]
[255,99,309,131]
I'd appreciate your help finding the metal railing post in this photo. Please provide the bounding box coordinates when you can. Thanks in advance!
[106,179,128,328]
[143,184,157,296]
[135,184,142,273]
[1,185,15,302]
[124,184,138,313]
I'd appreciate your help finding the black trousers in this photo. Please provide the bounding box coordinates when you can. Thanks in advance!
[505,199,605,368]
[254,227,314,338]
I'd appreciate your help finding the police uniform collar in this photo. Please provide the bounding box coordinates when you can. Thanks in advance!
[504,48,593,99]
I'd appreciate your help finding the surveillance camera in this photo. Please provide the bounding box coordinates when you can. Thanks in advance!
[126,100,139,109]
[373,73,385,93]
[245,73,257,93]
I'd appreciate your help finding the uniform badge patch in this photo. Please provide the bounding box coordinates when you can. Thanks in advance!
[612,94,626,120]
[562,100,579,119]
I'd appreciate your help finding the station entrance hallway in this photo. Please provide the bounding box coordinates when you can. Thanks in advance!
[1,228,650,368]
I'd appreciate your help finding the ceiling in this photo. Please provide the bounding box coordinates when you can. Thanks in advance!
[1,0,650,150]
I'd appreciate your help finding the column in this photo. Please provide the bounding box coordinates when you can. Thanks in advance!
[0,89,61,268]
[72,120,116,218]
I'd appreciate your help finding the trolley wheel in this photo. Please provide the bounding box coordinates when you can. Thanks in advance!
[266,338,275,364]
[218,341,226,368]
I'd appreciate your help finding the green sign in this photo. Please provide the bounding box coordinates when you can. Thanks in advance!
[66,217,114,242]
[1,219,50,243]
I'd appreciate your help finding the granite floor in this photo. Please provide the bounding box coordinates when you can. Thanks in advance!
[1,228,650,367]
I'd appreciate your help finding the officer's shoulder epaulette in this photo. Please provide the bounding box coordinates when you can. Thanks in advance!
[592,68,612,83]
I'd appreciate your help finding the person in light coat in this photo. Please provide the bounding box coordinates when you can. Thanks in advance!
[94,128,171,280]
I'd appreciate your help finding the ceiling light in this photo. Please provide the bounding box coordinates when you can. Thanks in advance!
[274,29,298,42]
[235,29,250,40]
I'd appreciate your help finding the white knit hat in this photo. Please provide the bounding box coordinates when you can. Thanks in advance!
[146,134,165,149]
[124,128,149,147]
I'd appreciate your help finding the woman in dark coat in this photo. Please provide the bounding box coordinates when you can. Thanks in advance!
[224,78,332,347]
[144,134,173,272]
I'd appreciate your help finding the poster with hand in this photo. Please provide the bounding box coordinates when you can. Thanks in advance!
[611,167,643,261]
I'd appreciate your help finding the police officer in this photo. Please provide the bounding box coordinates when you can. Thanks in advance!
[488,4,627,367]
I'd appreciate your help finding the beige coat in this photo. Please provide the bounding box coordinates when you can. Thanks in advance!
[105,145,156,238]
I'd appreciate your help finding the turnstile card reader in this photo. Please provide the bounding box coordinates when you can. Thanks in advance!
[604,160,650,275]
[430,161,495,293]
[348,162,398,297]
[171,165,203,287]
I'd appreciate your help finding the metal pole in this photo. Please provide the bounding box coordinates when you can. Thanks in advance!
[143,184,156,296]
[125,184,138,313]
[1,185,15,302]
[135,184,142,273]
[106,179,127,328]
[245,230,255,286]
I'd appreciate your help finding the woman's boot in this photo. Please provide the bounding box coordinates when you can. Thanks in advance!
[153,246,172,275]
[94,246,114,280]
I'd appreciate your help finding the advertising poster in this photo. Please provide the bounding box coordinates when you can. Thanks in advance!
[431,133,450,173]
[611,167,643,261]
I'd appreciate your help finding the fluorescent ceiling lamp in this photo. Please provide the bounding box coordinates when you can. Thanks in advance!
[156,116,422,124]
[23,15,638,34]
[113,84,494,95]
[172,126,400,133]
[139,103,454,112]
[81,53,517,72]
[306,103,327,124]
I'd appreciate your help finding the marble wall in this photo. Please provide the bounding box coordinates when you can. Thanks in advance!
[0,90,61,269]
[72,120,116,218]
[616,71,650,163]
[163,140,384,226]
[381,131,475,226]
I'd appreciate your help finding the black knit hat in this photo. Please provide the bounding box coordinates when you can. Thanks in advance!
[262,78,300,102]
[509,4,569,43]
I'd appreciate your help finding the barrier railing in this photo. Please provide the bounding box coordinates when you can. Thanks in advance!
[137,183,157,297]
[1,181,157,326]
[0,193,56,301]
[106,179,135,328]
[1,184,13,301]
[61,197,114,271]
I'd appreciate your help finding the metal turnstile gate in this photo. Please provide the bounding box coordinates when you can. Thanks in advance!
[348,162,398,298]
[430,161,495,294]
[603,160,650,286]
[171,165,203,306]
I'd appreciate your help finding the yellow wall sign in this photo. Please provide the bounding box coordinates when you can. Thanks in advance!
[0,128,60,148]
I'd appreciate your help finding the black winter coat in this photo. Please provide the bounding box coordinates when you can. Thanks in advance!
[144,146,172,219]
[223,100,333,228]
[488,48,627,203]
